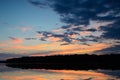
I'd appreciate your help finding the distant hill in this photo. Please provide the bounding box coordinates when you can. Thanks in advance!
[6,54,120,70]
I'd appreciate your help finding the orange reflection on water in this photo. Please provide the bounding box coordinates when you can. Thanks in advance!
[46,70,118,80]
[0,75,47,80]
[0,69,119,80]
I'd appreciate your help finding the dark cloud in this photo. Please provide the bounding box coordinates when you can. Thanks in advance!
[28,0,49,8]
[37,31,53,37]
[52,34,64,37]
[86,28,97,32]
[9,37,17,40]
[25,38,37,40]
[101,21,120,39]
[61,43,70,45]
[29,0,120,46]
[53,0,119,42]
[29,0,120,21]
[78,38,88,42]
[36,28,100,45]
[37,31,73,43]
[86,35,102,42]
[61,37,71,43]
[51,0,120,25]
[95,45,120,54]
[98,70,120,79]
[64,29,80,35]
[72,28,97,32]
[61,25,71,29]
[29,0,107,24]
[40,37,46,41]
[72,27,83,31]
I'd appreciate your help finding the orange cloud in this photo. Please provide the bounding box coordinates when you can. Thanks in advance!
[31,43,111,56]
[48,37,61,42]
[80,31,91,36]
[1,38,112,55]
[5,44,46,51]
[0,43,6,46]
[51,28,62,33]
[11,38,23,44]
[57,43,109,54]
[9,37,23,44]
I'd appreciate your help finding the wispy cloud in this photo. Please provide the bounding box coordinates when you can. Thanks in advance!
[47,37,61,42]
[30,43,111,56]
[9,37,23,44]
[29,0,49,8]
[21,27,32,32]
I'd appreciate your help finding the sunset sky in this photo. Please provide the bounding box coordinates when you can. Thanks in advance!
[0,0,120,60]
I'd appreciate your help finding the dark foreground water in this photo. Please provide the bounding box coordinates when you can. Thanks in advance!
[0,63,120,80]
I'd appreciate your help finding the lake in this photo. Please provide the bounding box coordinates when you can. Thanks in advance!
[0,63,120,80]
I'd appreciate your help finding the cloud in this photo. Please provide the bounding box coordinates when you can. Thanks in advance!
[25,38,37,40]
[21,27,32,32]
[1,40,110,56]
[28,0,49,8]
[51,28,62,33]
[1,43,62,54]
[31,43,110,56]
[9,37,23,44]
[95,45,120,54]
[30,0,118,39]
[80,31,91,36]
[36,28,103,45]
[0,43,6,46]
[50,0,119,25]
[29,0,120,40]
[100,22,120,39]
[51,0,120,40]
[47,37,61,42]
[36,30,81,44]
[27,0,120,55]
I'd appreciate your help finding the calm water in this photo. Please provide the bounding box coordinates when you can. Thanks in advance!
[0,63,120,80]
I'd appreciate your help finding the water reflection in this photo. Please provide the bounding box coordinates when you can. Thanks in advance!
[0,63,120,80]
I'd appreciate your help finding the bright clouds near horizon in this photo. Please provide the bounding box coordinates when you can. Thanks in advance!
[0,41,111,56]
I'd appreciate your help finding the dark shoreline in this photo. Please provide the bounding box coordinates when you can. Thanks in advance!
[0,61,6,63]
[6,63,120,70]
[5,54,120,70]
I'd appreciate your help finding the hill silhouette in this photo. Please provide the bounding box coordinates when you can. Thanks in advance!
[6,54,120,70]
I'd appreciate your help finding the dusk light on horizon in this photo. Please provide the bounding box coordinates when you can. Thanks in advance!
[0,0,120,60]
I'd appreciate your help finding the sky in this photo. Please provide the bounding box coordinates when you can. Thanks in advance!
[0,0,120,60]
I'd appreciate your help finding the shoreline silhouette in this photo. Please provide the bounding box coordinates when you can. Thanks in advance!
[6,54,120,70]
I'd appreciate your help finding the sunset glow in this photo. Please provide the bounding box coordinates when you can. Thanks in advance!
[0,0,120,59]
